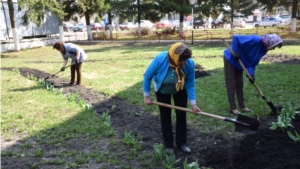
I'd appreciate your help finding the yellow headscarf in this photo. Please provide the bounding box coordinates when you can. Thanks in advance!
[168,42,188,91]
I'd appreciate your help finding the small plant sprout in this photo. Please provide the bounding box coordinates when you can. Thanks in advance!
[38,78,44,84]
[101,110,111,121]
[111,102,117,110]
[78,99,86,108]
[34,148,43,157]
[68,93,79,102]
[84,103,93,111]
[270,103,296,131]
[183,158,200,169]
[123,130,136,145]
[287,131,300,143]
[164,151,180,169]
[27,161,38,169]
[153,143,165,160]
[12,68,20,73]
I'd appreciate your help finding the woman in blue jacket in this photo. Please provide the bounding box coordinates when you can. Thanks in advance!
[143,42,201,154]
[53,41,88,86]
[224,34,282,115]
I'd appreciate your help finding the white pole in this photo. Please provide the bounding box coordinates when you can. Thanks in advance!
[191,6,194,44]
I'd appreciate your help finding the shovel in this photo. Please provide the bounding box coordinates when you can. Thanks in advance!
[44,64,74,80]
[222,39,277,115]
[152,101,260,133]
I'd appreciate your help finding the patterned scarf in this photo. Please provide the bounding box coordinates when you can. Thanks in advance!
[262,34,283,50]
[168,42,188,91]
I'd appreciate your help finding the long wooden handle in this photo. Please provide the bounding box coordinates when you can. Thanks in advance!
[152,101,225,121]
[45,64,75,80]
[222,39,265,96]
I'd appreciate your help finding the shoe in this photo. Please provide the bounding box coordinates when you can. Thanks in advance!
[229,110,241,116]
[69,82,75,86]
[178,144,191,154]
[165,148,174,155]
[242,108,253,113]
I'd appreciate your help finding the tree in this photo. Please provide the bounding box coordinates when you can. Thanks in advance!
[7,0,20,51]
[94,15,102,23]
[18,0,65,27]
[64,0,109,40]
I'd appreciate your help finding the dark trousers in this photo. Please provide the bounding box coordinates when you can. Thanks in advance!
[224,57,246,110]
[155,89,188,148]
[70,63,82,85]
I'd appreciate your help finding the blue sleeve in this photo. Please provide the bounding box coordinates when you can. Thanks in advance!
[143,57,159,96]
[184,59,196,105]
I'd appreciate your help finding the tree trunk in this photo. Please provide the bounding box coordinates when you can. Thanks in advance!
[85,11,92,40]
[179,12,184,36]
[137,0,141,38]
[7,0,20,51]
[108,11,113,39]
[290,0,298,33]
[59,18,64,42]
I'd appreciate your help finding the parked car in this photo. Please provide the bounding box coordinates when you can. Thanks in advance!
[279,15,291,25]
[254,18,283,28]
[193,20,206,29]
[267,16,289,26]
[91,23,104,31]
[119,22,135,31]
[63,22,74,32]
[211,19,229,28]
[155,20,173,29]
[105,22,119,31]
[137,20,154,29]
[73,23,86,32]
[233,17,246,28]
[172,20,189,29]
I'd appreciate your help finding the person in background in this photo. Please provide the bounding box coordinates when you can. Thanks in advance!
[53,41,87,86]
[143,42,202,155]
[223,34,283,115]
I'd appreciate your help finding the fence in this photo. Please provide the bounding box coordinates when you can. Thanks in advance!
[92,28,300,42]
[1,27,300,53]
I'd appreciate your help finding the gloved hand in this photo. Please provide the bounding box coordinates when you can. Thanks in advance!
[233,52,240,61]
[246,75,255,84]
[75,59,79,64]
[61,67,65,71]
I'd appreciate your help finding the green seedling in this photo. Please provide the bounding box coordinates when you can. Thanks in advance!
[78,99,86,108]
[68,93,79,102]
[101,110,111,123]
[12,68,20,73]
[112,102,117,110]
[153,143,165,160]
[183,158,200,169]
[164,152,180,169]
[123,130,136,145]
[287,131,300,143]
[34,148,43,157]
[27,161,38,169]
[270,103,296,131]
[84,103,94,111]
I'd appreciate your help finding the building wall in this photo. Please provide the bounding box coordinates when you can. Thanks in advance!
[0,0,59,40]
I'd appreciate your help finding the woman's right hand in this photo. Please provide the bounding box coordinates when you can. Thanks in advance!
[192,105,201,115]
[144,96,152,105]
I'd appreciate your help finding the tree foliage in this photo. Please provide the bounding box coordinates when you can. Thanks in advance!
[18,0,65,27]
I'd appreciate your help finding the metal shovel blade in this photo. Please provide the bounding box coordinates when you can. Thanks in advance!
[232,114,260,133]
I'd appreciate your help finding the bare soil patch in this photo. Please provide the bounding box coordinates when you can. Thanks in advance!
[1,54,300,169]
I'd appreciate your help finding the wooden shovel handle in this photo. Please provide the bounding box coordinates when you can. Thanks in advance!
[45,64,75,80]
[152,101,225,121]
[222,39,265,96]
